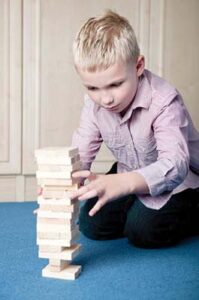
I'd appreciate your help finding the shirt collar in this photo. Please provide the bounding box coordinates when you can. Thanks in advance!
[119,70,152,124]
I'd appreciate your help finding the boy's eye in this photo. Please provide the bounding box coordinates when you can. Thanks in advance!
[110,82,123,88]
[86,81,123,91]
[87,86,98,91]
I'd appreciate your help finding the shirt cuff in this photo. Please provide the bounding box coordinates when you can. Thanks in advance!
[135,159,174,196]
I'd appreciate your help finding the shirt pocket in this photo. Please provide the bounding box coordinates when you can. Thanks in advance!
[134,134,157,167]
[102,133,126,160]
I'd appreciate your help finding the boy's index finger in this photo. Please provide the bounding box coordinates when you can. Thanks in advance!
[72,170,91,178]
[66,185,90,200]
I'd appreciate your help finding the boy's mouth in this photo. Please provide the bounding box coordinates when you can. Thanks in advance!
[105,105,119,111]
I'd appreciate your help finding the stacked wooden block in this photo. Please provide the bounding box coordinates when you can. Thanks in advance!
[35,147,82,280]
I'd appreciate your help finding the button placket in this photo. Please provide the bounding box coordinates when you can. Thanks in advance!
[120,123,139,170]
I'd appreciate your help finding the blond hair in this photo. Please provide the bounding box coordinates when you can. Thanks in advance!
[73,10,140,72]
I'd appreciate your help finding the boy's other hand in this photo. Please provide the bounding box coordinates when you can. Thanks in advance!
[37,186,43,196]
[70,170,132,217]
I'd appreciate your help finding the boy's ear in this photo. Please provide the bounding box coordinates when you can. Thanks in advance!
[136,55,145,76]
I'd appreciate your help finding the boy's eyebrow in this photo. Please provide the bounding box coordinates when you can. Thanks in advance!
[84,78,125,89]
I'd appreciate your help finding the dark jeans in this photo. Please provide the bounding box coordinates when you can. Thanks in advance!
[79,163,199,248]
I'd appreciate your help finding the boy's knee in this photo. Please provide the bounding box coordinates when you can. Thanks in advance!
[124,215,177,249]
[124,218,155,248]
[79,198,103,240]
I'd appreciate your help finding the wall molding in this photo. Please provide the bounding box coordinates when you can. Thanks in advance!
[0,0,22,174]
[23,0,41,174]
[138,0,165,76]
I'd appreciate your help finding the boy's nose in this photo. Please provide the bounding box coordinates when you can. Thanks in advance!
[101,92,114,106]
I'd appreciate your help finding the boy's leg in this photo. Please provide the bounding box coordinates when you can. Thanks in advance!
[79,195,134,240]
[79,162,134,240]
[124,188,199,248]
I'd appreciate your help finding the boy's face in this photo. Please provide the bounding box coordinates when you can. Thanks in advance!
[77,56,145,115]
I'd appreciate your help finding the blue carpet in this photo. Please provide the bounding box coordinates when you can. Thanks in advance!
[0,202,199,300]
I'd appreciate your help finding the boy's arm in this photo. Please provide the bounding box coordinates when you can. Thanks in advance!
[134,96,190,197]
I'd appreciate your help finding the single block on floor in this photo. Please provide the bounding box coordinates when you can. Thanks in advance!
[42,264,82,280]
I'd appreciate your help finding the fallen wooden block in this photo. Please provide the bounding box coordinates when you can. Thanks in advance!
[42,264,81,280]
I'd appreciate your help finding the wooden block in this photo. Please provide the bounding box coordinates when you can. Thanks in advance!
[39,245,65,253]
[42,189,79,200]
[43,185,79,198]
[37,231,80,247]
[50,259,68,266]
[36,170,73,180]
[36,155,80,165]
[35,147,79,159]
[39,203,79,213]
[38,232,66,240]
[37,227,79,240]
[37,195,75,206]
[42,184,79,199]
[38,196,78,208]
[49,260,69,272]
[37,217,75,226]
[37,178,78,187]
[42,264,81,280]
[43,184,79,193]
[37,223,76,233]
[38,161,81,172]
[38,204,75,212]
[39,244,81,260]
[36,209,79,220]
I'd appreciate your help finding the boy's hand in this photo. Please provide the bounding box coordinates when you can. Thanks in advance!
[70,171,132,217]
[37,186,43,196]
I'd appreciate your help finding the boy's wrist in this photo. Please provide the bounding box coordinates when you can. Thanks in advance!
[119,172,136,194]
[121,171,149,195]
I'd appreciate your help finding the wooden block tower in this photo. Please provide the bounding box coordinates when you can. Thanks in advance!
[35,147,82,280]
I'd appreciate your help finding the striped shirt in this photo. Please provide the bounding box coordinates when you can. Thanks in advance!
[72,69,199,209]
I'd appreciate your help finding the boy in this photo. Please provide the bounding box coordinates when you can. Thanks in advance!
[70,10,199,248]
